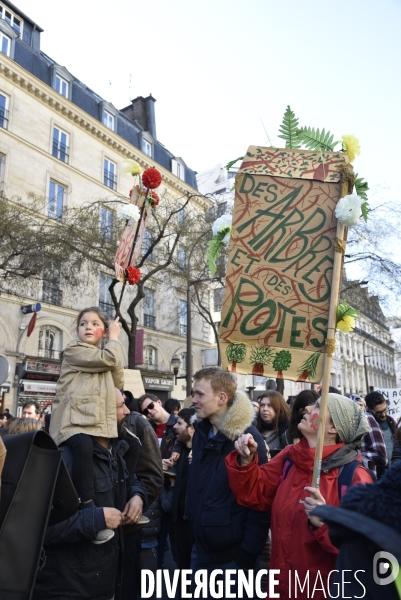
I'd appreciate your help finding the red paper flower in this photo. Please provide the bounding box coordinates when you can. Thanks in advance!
[150,191,160,207]
[142,167,162,190]
[126,266,141,285]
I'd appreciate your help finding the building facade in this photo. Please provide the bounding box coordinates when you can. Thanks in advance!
[331,281,396,396]
[0,1,217,412]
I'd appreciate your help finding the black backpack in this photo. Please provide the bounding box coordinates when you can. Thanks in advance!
[0,430,78,600]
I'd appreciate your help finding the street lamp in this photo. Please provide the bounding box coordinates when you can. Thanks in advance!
[171,353,189,385]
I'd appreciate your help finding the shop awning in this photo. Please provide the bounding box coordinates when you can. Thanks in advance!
[21,380,57,395]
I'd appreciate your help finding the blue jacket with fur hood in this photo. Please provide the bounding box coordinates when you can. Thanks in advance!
[187,390,270,568]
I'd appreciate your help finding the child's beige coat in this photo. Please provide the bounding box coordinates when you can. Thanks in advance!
[49,339,124,445]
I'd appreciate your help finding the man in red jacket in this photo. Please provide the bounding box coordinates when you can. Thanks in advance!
[226,393,374,600]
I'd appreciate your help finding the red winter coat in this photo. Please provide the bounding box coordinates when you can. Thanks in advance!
[225,438,373,600]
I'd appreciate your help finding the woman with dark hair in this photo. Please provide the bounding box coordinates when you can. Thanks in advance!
[256,391,290,458]
[282,389,319,447]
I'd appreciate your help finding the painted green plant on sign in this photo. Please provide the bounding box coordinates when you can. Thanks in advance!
[226,343,247,373]
[272,350,292,379]
[297,352,321,382]
[249,346,275,376]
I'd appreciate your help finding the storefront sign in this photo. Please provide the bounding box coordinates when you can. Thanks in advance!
[22,361,61,382]
[22,381,57,395]
[143,376,174,391]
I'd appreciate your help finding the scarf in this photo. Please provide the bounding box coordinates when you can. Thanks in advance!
[327,393,370,445]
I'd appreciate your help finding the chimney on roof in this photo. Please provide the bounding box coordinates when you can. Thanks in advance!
[122,95,157,140]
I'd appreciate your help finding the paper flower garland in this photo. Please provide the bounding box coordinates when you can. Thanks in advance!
[120,204,141,222]
[336,302,359,333]
[142,167,162,189]
[206,214,232,276]
[126,266,141,285]
[334,194,365,227]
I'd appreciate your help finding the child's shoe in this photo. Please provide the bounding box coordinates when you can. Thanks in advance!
[92,528,115,544]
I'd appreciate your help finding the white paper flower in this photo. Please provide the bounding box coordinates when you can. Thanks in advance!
[120,204,141,222]
[334,194,364,227]
[212,214,232,243]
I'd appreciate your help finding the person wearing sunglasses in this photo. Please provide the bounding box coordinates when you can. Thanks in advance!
[366,391,397,478]
[137,394,179,461]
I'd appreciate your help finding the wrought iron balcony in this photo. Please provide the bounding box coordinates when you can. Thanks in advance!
[52,141,69,163]
[42,285,63,306]
[144,314,156,329]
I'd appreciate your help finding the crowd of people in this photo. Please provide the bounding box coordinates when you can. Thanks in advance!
[0,305,401,600]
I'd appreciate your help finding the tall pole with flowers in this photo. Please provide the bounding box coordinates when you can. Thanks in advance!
[114,161,162,318]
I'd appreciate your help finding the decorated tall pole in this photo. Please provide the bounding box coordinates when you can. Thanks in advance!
[114,162,162,318]
[311,165,353,487]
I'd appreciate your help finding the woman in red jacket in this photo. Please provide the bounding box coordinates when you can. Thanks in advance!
[226,393,374,600]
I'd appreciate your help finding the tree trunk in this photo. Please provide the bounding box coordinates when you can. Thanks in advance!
[128,333,136,369]
[276,377,284,395]
[216,339,221,367]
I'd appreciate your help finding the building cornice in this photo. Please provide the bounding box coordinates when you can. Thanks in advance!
[0,55,211,212]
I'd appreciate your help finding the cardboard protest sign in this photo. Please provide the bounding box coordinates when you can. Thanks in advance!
[375,388,401,423]
[220,146,349,383]
[124,368,145,397]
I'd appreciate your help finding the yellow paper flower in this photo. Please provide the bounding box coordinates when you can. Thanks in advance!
[341,135,361,163]
[337,315,355,333]
[123,159,142,176]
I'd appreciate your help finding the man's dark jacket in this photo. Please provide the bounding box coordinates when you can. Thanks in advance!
[149,412,178,459]
[33,440,147,600]
[187,391,270,569]
[125,411,164,504]
[160,445,191,522]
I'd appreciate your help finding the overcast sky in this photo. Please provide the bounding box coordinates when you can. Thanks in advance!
[13,0,401,311]
[15,1,400,179]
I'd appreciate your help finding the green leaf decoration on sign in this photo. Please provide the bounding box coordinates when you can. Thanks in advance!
[272,350,292,379]
[297,127,339,152]
[354,174,369,201]
[337,302,360,321]
[278,106,302,149]
[360,202,369,223]
[226,343,247,373]
[297,352,321,382]
[250,346,275,376]
[354,173,369,222]
[206,229,230,276]
[225,157,244,171]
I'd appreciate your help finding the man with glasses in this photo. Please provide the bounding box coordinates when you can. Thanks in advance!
[366,391,397,478]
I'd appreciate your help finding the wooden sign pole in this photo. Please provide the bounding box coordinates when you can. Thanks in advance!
[311,165,354,488]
